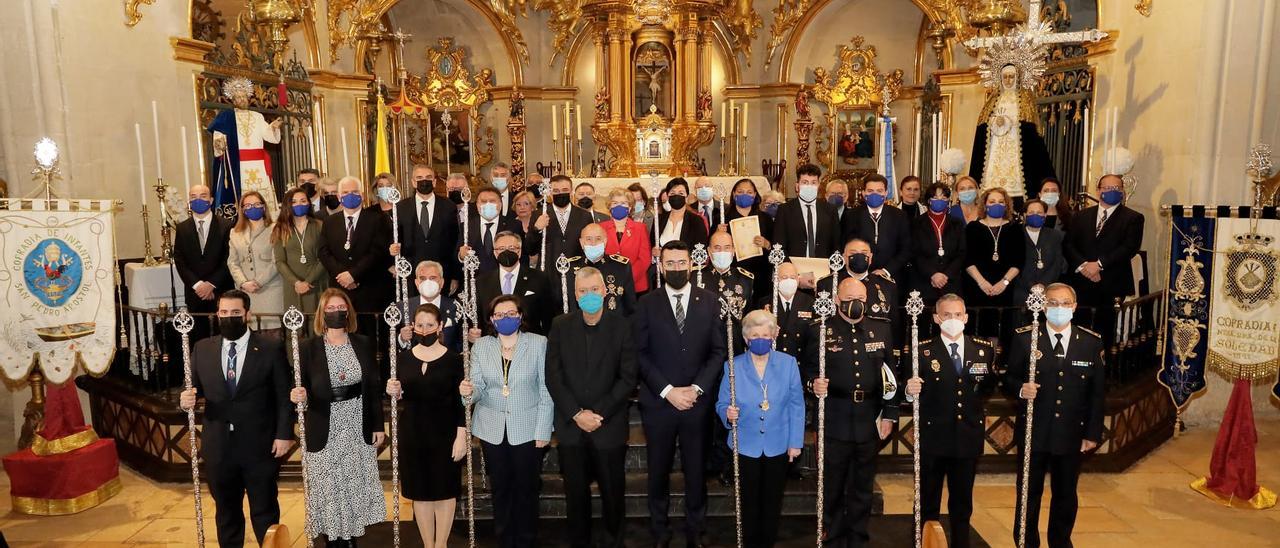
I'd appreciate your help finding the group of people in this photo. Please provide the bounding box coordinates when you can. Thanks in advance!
[172,161,1143,548]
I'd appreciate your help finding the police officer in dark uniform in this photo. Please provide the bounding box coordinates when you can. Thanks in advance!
[558,223,638,316]
[904,293,999,548]
[700,230,755,312]
[837,238,901,344]
[1003,283,1106,548]
[807,277,900,548]
[764,261,817,359]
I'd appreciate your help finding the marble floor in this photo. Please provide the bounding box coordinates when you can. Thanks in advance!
[2,419,1277,547]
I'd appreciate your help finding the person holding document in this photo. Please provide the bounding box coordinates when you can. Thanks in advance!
[724,178,774,300]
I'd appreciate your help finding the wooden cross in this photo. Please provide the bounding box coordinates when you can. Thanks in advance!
[963,0,1107,55]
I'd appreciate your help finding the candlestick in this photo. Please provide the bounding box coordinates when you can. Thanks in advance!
[729,102,736,136]
[552,105,559,140]
[1111,107,1118,176]
[720,102,726,138]
[564,101,571,139]
[742,102,748,139]
[1080,106,1090,185]
[912,110,921,176]
[152,101,163,179]
[576,103,582,141]
[135,123,148,207]
[182,126,192,198]
[341,127,351,176]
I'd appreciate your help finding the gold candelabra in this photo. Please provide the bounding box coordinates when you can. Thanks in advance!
[152,178,173,264]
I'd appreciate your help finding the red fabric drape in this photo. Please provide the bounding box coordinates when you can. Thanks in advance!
[1204,379,1261,501]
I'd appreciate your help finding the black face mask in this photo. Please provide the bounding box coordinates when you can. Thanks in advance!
[414,331,440,347]
[577,197,593,209]
[323,310,348,329]
[447,190,465,205]
[849,253,870,274]
[218,316,248,340]
[664,269,690,289]
[839,300,865,324]
[552,193,572,208]
[415,180,434,195]
[322,195,340,210]
[668,195,687,210]
[497,250,520,267]
[301,182,317,199]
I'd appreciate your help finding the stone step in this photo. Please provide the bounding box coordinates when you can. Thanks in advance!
[534,424,822,474]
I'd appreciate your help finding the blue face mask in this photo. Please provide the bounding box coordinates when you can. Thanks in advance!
[828,194,845,208]
[986,203,1006,219]
[494,315,521,336]
[340,193,363,209]
[764,203,779,218]
[479,202,499,220]
[243,205,266,221]
[1025,213,1046,228]
[492,177,508,192]
[863,192,885,208]
[292,203,311,217]
[958,189,978,205]
[584,242,606,262]
[190,198,212,214]
[696,187,715,202]
[1045,306,1073,326]
[376,186,397,202]
[734,193,756,209]
[610,204,630,221]
[747,337,772,356]
[577,291,604,314]
[928,198,949,213]
[1100,189,1124,206]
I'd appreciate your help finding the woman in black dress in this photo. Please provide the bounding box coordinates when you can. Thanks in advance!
[385,303,466,548]
[963,188,1025,336]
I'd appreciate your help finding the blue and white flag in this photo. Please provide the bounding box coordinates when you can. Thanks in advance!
[877,115,895,200]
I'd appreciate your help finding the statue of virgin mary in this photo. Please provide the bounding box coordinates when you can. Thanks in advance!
[968,56,1056,200]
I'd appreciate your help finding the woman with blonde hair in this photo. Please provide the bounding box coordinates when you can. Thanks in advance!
[948,176,983,224]
[272,186,328,315]
[601,187,652,292]
[228,191,283,327]
[371,172,399,214]
[963,187,1024,307]
[291,288,386,547]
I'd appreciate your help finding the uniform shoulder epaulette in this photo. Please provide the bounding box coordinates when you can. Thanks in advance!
[1015,325,1035,334]
[736,266,755,279]
[972,337,994,347]
[920,338,935,346]
[609,253,630,264]
[1077,326,1102,339]
[874,270,895,283]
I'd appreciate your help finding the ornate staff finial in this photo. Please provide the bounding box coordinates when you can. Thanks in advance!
[395,256,414,280]
[383,304,403,328]
[463,249,481,273]
[172,309,194,334]
[768,244,786,266]
[1247,144,1274,183]
[905,290,925,319]
[555,253,571,274]
[282,306,305,331]
[692,243,709,268]
[828,252,846,274]
[813,291,836,318]
[1026,285,1047,314]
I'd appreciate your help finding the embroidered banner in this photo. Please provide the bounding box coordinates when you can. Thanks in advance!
[1206,216,1280,381]
[0,200,117,384]
[1158,215,1213,411]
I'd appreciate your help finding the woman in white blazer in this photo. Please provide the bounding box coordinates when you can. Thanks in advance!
[459,294,553,548]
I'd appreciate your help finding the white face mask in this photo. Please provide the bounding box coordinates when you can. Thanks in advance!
[777,278,799,297]
[939,318,965,338]
[711,251,733,270]
[418,279,441,299]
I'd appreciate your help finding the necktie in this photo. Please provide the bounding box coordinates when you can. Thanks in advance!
[783,301,790,316]
[503,271,515,295]
[949,342,962,374]
[483,222,494,253]
[805,204,816,257]
[420,200,431,238]
[197,220,207,253]
[871,211,882,244]
[673,293,685,332]
[1096,209,1109,236]
[225,341,238,395]
[705,205,713,220]
[345,216,355,248]
[1053,333,1065,358]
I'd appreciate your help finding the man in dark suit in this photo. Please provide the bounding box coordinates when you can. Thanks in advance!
[904,294,999,548]
[692,176,725,232]
[318,176,393,329]
[391,164,461,293]
[173,184,234,316]
[773,164,840,290]
[314,177,341,221]
[843,174,912,283]
[633,240,727,548]
[574,181,611,223]
[459,186,522,276]
[394,260,462,353]
[475,231,555,335]
[824,179,850,223]
[559,223,638,316]
[1063,175,1144,345]
[837,238,901,348]
[178,290,293,548]
[545,266,639,548]
[806,277,900,547]
[531,175,594,271]
[1004,283,1106,548]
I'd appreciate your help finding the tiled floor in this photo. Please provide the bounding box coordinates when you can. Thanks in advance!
[2,419,1277,547]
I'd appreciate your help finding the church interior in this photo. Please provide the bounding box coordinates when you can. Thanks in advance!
[1,0,1279,546]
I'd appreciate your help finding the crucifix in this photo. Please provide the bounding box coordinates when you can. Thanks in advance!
[963,0,1108,53]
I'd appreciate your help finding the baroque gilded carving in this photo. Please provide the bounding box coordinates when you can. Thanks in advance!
[535,0,584,64]
[764,0,813,69]
[722,0,764,63]
[124,0,156,27]
[810,36,901,111]
[405,38,494,110]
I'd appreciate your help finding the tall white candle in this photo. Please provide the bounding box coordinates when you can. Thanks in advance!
[135,123,148,206]
[1111,107,1118,175]
[729,102,736,135]
[933,113,940,176]
[564,101,572,138]
[742,102,748,138]
[720,102,726,138]
[576,103,583,140]
[1080,107,1090,184]
[181,126,192,197]
[552,104,559,140]
[151,101,163,179]
[912,110,922,175]
[341,127,351,176]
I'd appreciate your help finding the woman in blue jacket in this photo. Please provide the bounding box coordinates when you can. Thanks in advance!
[716,309,805,548]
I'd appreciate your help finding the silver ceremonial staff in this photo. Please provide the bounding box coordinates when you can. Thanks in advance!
[720,290,746,548]
[811,291,836,546]
[648,174,663,287]
[556,254,571,313]
[905,291,926,548]
[383,305,404,547]
[538,181,550,271]
[386,187,409,320]
[692,243,708,289]
[171,309,205,548]
[1017,286,1047,548]
[282,306,314,548]
[461,250,480,548]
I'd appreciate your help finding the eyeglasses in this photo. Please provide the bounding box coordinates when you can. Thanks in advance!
[662,260,690,269]
[323,306,348,312]
[1045,300,1076,307]
[1099,185,1123,193]
[495,245,521,253]
[491,311,521,320]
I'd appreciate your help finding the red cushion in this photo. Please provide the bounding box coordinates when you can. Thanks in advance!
[4,438,119,500]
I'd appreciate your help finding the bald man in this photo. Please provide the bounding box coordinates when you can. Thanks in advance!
[560,223,637,316]
[174,184,235,317]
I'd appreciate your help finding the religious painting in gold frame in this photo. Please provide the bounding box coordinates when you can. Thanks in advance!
[809,36,902,186]
[396,37,494,181]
